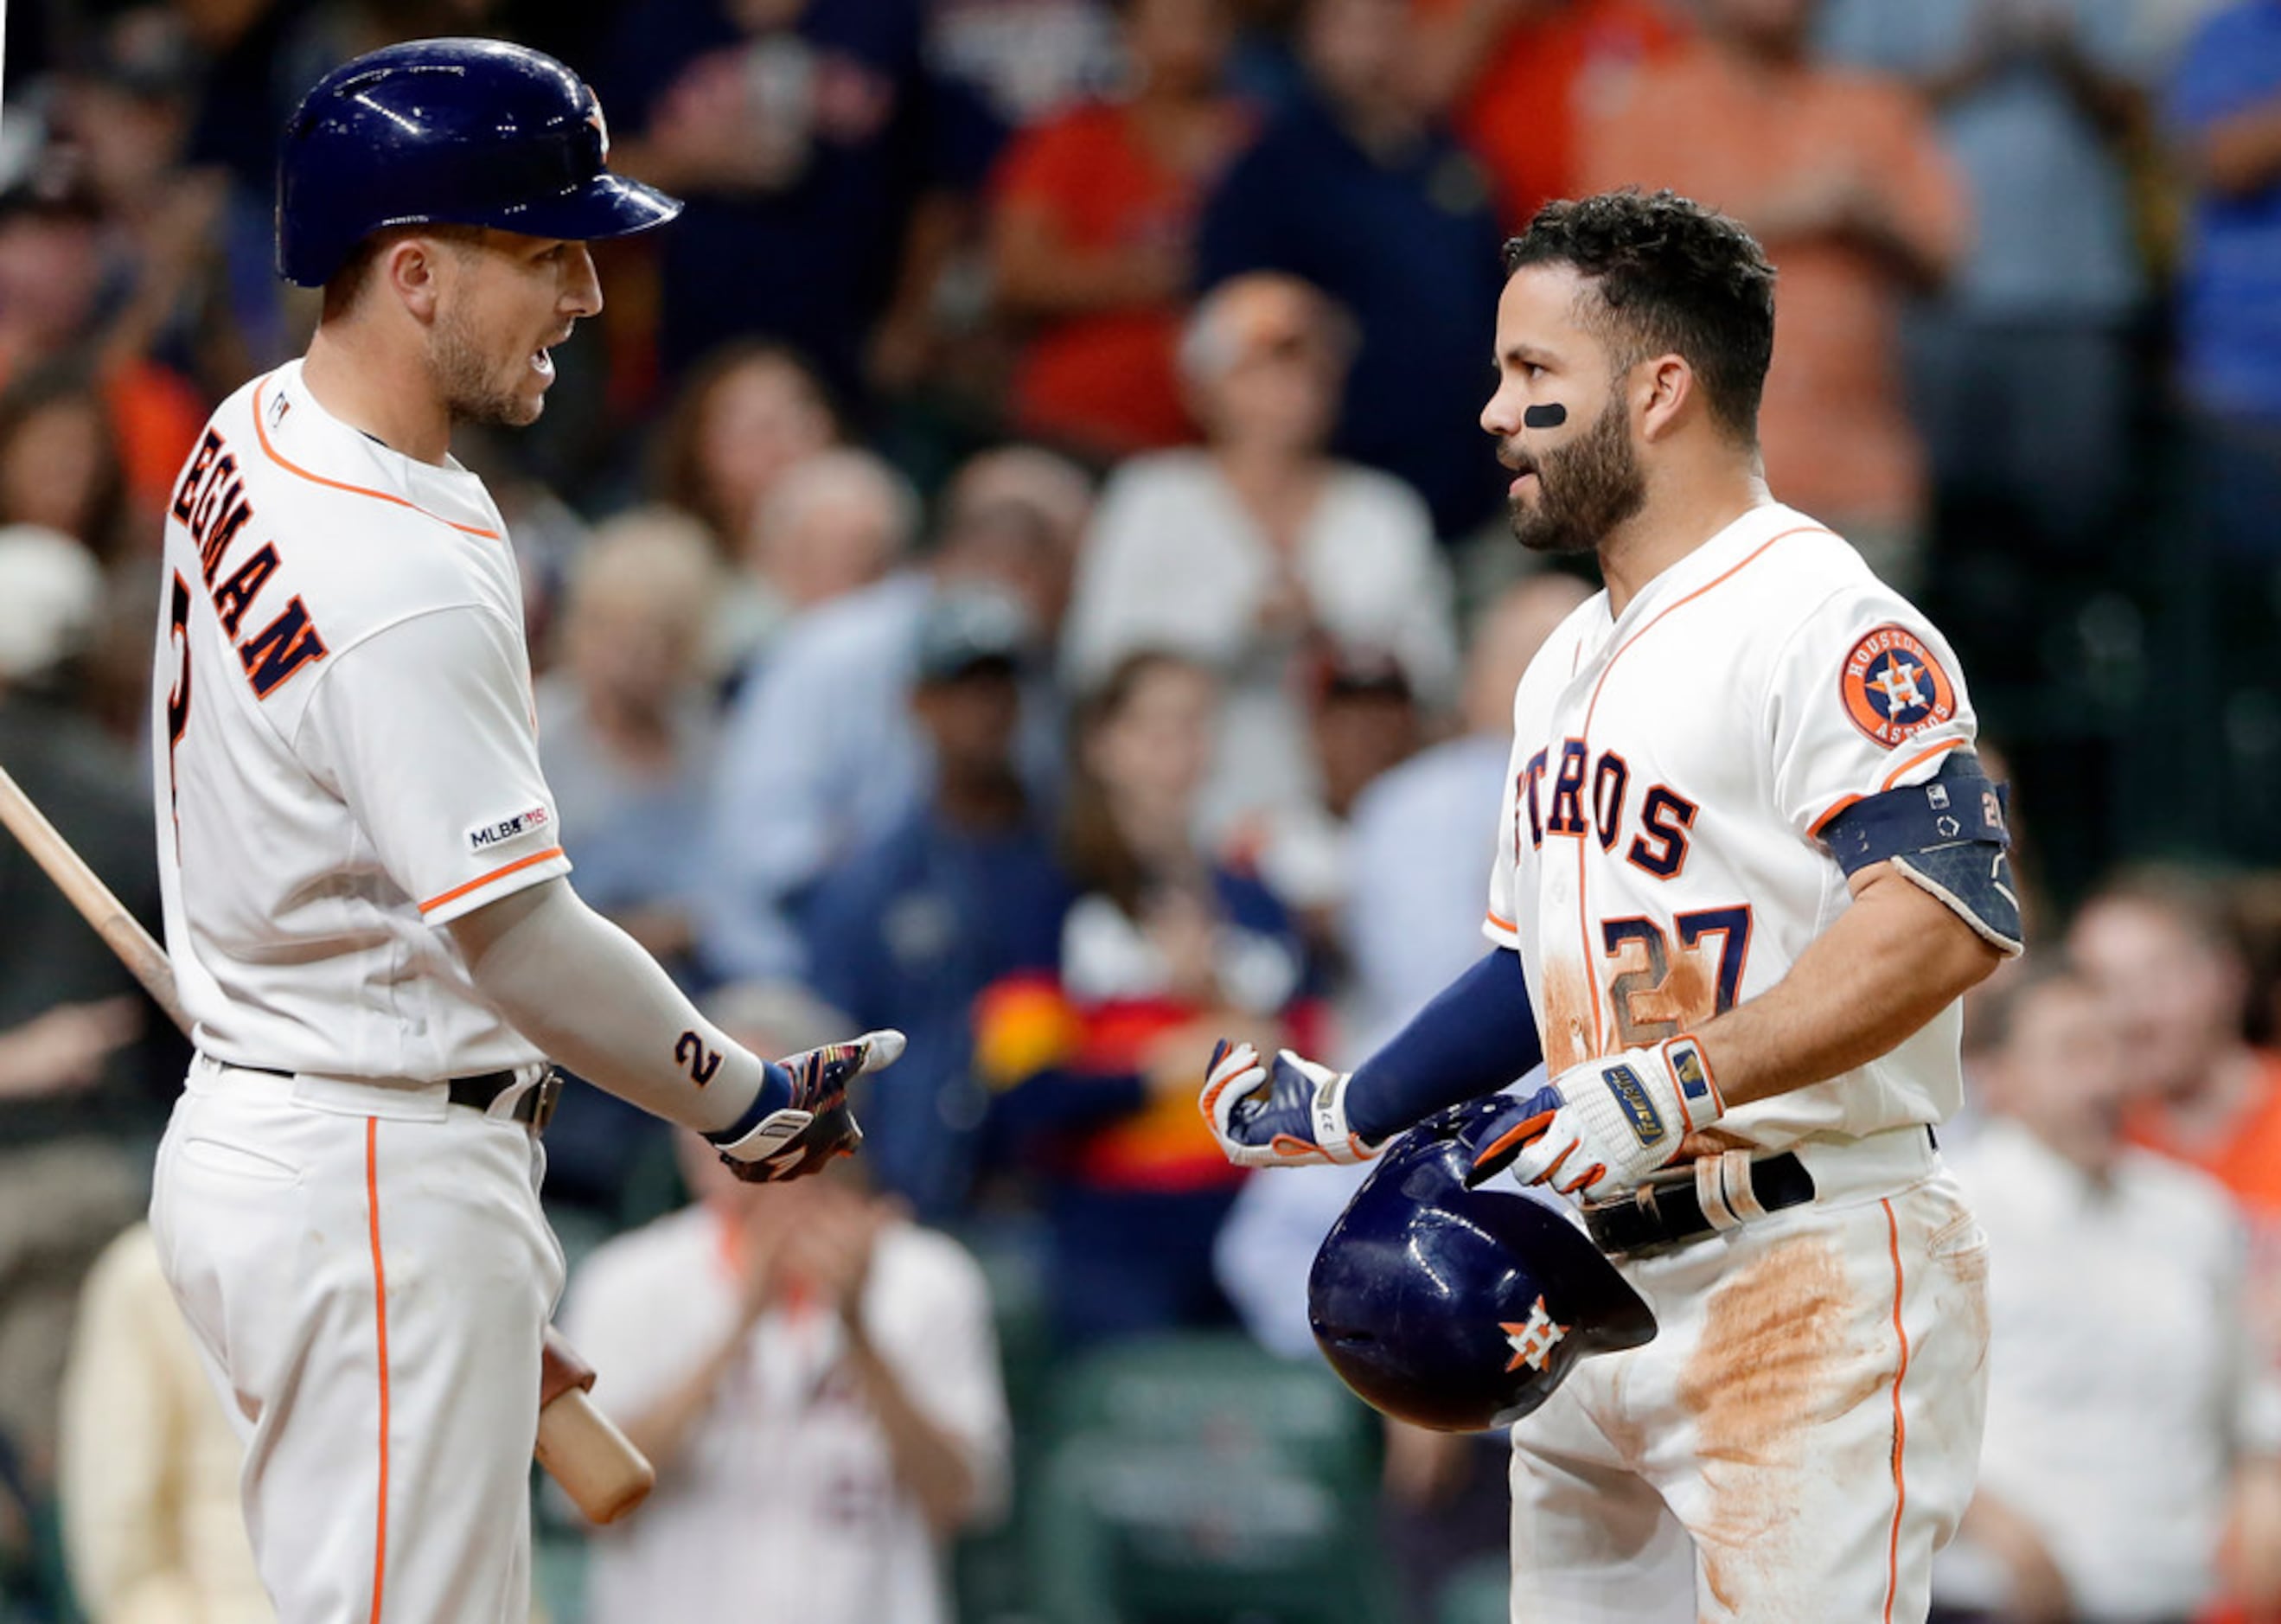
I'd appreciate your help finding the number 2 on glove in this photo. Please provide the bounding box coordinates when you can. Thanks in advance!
[1465,1034,1722,1203]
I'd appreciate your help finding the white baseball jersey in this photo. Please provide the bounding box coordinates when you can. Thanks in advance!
[1484,502,1977,1151]
[150,359,571,1081]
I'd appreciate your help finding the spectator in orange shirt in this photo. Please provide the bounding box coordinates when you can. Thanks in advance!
[1576,0,1969,589]
[987,0,1255,456]
[1410,0,1685,232]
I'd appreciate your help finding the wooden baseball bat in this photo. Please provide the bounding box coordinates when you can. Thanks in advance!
[0,761,655,1525]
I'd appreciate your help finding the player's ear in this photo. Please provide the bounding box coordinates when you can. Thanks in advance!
[382,236,446,323]
[1634,354,1694,444]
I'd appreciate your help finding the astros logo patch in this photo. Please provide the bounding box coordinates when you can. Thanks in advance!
[1840,624,1956,745]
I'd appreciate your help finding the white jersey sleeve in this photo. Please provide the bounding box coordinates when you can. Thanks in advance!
[292,606,569,925]
[1763,581,1978,842]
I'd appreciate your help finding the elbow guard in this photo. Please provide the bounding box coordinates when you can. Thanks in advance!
[1821,749,2023,956]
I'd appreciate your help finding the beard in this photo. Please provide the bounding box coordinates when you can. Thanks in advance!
[1505,392,1646,555]
[426,304,543,431]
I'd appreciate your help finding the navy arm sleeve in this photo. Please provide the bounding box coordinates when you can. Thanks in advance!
[1344,947,1544,1141]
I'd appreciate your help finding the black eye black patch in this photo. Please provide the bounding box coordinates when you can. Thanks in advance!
[1524,404,1568,429]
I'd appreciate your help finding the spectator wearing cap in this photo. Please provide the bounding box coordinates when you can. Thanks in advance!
[1933,966,2281,1624]
[802,588,1076,1217]
[1062,271,1456,843]
[0,527,174,1502]
[700,447,1095,982]
[986,0,1255,455]
[1193,0,1511,538]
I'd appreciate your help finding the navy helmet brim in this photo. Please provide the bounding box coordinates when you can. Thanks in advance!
[492,172,682,245]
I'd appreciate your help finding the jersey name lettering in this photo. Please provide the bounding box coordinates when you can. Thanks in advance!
[174,426,331,700]
[1517,739,1698,879]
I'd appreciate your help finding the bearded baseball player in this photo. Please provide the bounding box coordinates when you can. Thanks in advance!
[1204,189,2020,1621]
[147,39,900,1624]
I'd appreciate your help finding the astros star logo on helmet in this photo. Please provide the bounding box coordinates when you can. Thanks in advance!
[1501,1296,1572,1373]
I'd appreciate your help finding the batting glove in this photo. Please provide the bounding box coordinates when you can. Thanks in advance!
[1200,1039,1383,1168]
[712,1029,906,1185]
[1461,1035,1722,1203]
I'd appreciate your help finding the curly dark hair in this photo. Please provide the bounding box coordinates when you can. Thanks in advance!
[1504,189,1777,445]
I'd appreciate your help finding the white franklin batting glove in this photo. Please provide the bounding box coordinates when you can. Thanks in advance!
[1200,1039,1383,1168]
[1463,1035,1722,1203]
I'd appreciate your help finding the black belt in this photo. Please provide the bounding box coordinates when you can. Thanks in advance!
[227,1062,560,1131]
[1581,1151,1818,1256]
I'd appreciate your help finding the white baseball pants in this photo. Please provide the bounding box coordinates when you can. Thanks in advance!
[150,1057,564,1624]
[1508,1130,1991,1623]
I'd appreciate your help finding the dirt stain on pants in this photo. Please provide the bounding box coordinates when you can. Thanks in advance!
[1673,1232,1888,1614]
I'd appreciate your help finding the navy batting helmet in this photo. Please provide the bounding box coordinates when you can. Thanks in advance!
[1308,1098,1657,1432]
[276,37,681,287]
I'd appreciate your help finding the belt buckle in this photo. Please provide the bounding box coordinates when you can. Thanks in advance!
[527,1068,563,1134]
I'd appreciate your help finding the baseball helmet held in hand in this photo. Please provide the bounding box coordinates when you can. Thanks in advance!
[277,36,681,286]
[1308,1097,1657,1432]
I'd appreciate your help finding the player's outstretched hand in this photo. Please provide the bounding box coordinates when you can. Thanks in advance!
[719,1029,906,1186]
[1461,1036,1722,1203]
[1200,1039,1382,1168]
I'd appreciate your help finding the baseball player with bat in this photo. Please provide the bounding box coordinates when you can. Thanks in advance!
[140,38,901,1624]
[1205,189,2021,1621]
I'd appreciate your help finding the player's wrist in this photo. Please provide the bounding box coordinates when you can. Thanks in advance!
[1311,1066,1383,1161]
[702,1056,799,1156]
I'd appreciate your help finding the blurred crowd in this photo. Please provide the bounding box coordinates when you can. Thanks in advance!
[1,0,2280,1619]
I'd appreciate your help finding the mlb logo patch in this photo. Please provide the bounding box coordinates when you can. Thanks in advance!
[468,805,551,854]
[1602,1064,1667,1148]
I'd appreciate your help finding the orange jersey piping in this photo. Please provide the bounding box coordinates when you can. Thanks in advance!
[364,1117,392,1624]
[417,847,565,915]
[1881,1197,1910,1624]
[250,380,502,540]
